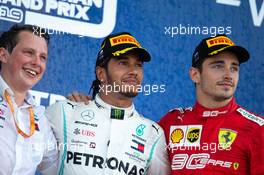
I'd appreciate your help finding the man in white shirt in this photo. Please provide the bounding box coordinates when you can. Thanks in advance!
[46,32,171,175]
[0,24,58,175]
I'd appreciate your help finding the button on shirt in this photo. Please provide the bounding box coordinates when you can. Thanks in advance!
[0,76,58,175]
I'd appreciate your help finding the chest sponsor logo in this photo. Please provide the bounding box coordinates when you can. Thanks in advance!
[202,110,227,117]
[171,128,184,144]
[0,108,6,124]
[218,128,237,150]
[66,151,145,175]
[170,125,202,147]
[34,123,39,131]
[171,153,236,170]
[0,108,5,116]
[233,162,239,170]
[0,103,7,128]
[187,128,200,143]
[132,133,147,144]
[81,110,94,121]
[136,124,146,137]
[89,142,96,148]
[0,0,117,38]
[125,151,146,164]
[73,128,95,137]
[71,139,89,145]
[34,114,40,131]
[74,120,98,127]
[110,108,124,120]
[131,139,145,153]
[73,128,81,135]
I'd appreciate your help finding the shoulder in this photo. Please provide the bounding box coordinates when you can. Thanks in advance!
[45,100,92,121]
[236,107,264,126]
[46,100,90,112]
[159,107,193,123]
[48,100,80,108]
[168,106,193,117]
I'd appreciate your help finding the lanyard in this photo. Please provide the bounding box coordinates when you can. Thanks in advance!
[4,90,35,138]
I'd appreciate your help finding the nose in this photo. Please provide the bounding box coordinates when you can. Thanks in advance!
[223,66,232,80]
[31,55,42,66]
[127,64,138,77]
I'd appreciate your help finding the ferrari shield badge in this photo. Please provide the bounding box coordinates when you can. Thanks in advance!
[218,128,237,150]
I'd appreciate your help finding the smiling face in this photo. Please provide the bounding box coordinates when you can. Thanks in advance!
[190,51,240,107]
[0,31,48,93]
[97,52,144,98]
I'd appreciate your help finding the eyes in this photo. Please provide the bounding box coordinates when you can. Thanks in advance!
[118,60,143,68]
[40,55,48,62]
[23,49,48,62]
[211,64,239,72]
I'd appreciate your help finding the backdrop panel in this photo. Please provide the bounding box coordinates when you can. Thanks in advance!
[0,0,263,123]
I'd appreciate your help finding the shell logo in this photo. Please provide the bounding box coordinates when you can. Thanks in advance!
[171,128,184,144]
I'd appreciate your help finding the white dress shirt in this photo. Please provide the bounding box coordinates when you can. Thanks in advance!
[0,76,58,175]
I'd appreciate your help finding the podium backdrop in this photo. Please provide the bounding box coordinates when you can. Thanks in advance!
[0,0,263,122]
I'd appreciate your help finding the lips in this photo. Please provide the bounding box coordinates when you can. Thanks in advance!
[122,78,140,85]
[217,81,234,87]
[23,68,39,77]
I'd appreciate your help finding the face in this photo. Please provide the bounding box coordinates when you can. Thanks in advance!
[191,51,240,103]
[0,31,48,92]
[97,52,144,98]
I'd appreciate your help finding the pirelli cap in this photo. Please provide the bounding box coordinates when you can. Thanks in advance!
[96,32,151,66]
[192,34,250,67]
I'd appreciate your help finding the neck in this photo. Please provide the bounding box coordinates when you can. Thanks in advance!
[196,91,232,109]
[99,92,133,108]
[13,92,26,107]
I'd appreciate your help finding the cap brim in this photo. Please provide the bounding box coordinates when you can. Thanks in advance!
[221,46,250,64]
[125,47,151,62]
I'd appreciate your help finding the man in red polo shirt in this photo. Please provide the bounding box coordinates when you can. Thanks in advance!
[159,34,264,175]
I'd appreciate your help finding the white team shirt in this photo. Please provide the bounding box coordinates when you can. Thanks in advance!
[0,76,58,175]
[46,95,171,175]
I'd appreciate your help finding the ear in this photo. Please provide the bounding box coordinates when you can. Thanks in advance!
[95,66,107,84]
[189,67,201,84]
[0,48,9,63]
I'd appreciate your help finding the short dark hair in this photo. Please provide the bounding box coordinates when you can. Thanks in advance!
[0,24,50,53]
[0,24,50,69]
[192,57,205,87]
[194,58,204,73]
[90,58,110,99]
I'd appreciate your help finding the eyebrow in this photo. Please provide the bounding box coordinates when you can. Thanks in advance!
[116,56,143,62]
[22,47,48,56]
[117,56,128,60]
[208,60,225,65]
[209,60,239,66]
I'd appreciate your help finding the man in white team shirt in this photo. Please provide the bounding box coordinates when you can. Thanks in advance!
[46,32,171,175]
[0,24,58,175]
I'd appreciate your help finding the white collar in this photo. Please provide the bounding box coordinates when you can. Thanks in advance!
[94,94,136,120]
[0,75,36,107]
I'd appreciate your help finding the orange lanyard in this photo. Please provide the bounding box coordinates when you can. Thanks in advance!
[4,90,35,138]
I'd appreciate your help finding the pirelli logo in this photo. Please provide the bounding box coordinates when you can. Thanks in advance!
[206,36,235,48]
[109,35,141,47]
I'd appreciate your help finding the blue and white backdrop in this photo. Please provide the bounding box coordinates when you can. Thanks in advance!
[0,0,263,122]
